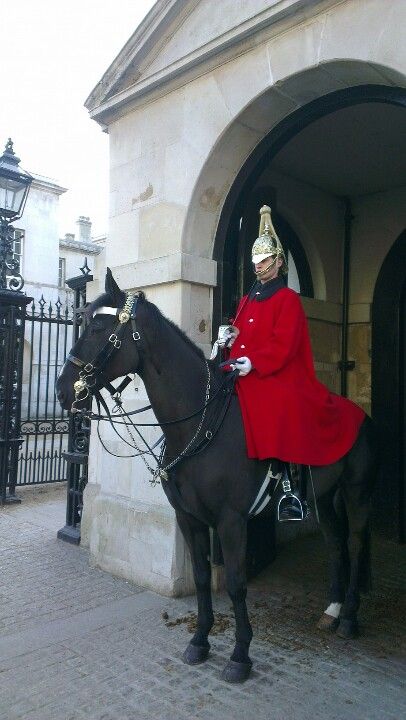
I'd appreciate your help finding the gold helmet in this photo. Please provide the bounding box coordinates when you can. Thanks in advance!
[251,205,288,275]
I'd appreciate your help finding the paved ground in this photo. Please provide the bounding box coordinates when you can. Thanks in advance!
[0,484,405,720]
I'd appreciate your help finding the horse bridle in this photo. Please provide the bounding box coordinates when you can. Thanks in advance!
[63,291,238,487]
[66,292,142,414]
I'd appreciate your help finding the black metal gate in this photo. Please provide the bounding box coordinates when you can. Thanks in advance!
[17,295,73,486]
[16,260,92,491]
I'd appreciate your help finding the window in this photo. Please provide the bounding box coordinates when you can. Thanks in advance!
[58,257,66,288]
[6,228,24,279]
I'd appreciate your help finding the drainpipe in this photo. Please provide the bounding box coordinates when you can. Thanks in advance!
[338,198,355,396]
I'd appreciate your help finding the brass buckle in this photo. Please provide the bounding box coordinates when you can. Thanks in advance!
[109,333,121,348]
[118,310,130,324]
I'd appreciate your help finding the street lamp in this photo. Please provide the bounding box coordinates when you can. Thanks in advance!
[0,139,33,503]
[0,139,33,291]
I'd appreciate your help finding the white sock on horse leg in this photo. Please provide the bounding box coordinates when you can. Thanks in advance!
[324,602,342,618]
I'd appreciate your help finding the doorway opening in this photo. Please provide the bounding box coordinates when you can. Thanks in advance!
[214,84,406,547]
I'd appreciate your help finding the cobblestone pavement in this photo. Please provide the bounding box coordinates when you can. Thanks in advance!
[0,485,405,720]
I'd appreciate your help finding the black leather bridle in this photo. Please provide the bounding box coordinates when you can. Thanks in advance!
[66,292,142,413]
[63,292,238,489]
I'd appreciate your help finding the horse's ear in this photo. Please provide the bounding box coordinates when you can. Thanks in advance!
[105,268,125,305]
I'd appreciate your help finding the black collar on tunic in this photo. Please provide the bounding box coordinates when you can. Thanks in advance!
[248,276,287,302]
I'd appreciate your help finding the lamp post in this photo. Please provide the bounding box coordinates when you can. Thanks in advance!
[0,139,33,503]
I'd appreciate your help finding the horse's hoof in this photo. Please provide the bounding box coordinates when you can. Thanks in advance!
[336,618,359,639]
[317,613,340,632]
[182,642,210,665]
[221,659,252,684]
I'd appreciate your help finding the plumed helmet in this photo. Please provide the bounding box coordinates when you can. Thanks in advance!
[251,205,288,274]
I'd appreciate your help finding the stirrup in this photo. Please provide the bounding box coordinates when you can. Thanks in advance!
[277,476,309,522]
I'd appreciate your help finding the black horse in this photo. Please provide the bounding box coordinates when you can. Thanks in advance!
[56,269,376,683]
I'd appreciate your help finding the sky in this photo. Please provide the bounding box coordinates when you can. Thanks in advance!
[2,0,156,237]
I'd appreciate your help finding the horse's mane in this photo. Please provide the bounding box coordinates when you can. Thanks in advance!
[87,291,206,363]
[144,299,206,363]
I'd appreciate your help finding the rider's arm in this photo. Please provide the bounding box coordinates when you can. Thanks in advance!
[248,291,305,377]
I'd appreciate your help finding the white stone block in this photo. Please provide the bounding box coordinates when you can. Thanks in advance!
[180,75,233,160]
[86,492,194,596]
[164,140,202,207]
[212,44,271,119]
[139,202,185,259]
[237,86,298,134]
[267,15,327,85]
[319,0,406,75]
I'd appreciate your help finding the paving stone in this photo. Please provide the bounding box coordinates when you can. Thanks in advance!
[0,486,405,720]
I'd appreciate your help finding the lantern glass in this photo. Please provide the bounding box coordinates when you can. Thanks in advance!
[0,140,33,221]
[0,175,29,218]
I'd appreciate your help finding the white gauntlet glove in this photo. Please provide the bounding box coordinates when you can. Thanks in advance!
[218,324,239,349]
[231,356,252,376]
[210,325,239,360]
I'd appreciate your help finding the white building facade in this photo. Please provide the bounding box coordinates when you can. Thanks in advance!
[81,0,406,593]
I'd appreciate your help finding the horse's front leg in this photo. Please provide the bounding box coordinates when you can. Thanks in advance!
[175,510,214,664]
[217,511,253,683]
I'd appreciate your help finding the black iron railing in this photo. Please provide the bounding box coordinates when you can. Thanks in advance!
[17,295,73,485]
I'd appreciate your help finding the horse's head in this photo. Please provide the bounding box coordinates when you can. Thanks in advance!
[56,269,144,412]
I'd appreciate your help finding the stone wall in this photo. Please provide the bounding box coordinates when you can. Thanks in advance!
[348,323,371,415]
[308,318,341,394]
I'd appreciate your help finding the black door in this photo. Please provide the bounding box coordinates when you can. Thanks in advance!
[372,230,406,542]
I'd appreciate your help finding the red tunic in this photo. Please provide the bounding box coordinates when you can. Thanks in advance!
[228,286,365,466]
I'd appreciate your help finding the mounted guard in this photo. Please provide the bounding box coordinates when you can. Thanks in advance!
[216,205,366,520]
[56,254,375,683]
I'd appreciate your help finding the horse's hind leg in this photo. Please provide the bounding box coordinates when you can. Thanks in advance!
[176,511,214,665]
[336,483,371,639]
[216,511,253,683]
[317,487,349,632]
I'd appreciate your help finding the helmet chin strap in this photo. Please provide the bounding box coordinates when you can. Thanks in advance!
[254,256,277,277]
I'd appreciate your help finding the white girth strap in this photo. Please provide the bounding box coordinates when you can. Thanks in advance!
[248,463,282,517]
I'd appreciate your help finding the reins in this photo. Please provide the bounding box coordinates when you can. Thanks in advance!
[66,292,238,484]
[87,370,236,426]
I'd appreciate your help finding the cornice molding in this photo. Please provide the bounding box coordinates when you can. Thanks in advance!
[86,0,332,124]
[31,174,67,196]
[112,252,217,290]
[59,238,102,254]
[85,0,190,113]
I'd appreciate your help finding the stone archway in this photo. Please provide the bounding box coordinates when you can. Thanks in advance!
[182,60,406,265]
[207,81,406,545]
[210,83,406,326]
